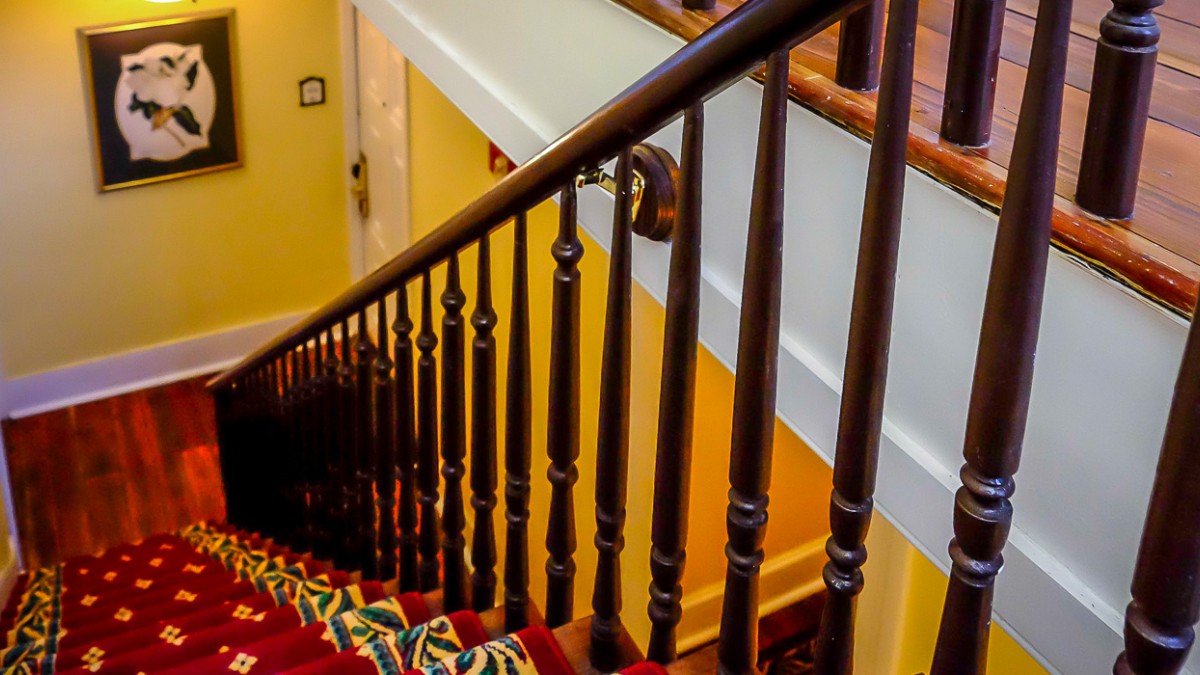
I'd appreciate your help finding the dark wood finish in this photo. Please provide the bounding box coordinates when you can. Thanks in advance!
[717,47,790,675]
[300,341,316,551]
[3,376,223,570]
[440,253,470,612]
[374,299,398,582]
[631,143,680,243]
[684,0,717,11]
[813,0,919,670]
[393,286,420,593]
[355,309,379,580]
[941,0,1007,146]
[320,328,340,561]
[590,146,636,673]
[338,318,357,570]
[646,103,704,665]
[208,0,865,392]
[505,212,534,633]
[545,192,583,629]
[929,0,1073,670]
[416,271,442,592]
[1115,306,1200,673]
[1076,0,1164,219]
[553,617,645,675]
[836,0,884,90]
[470,234,500,611]
[608,0,1200,317]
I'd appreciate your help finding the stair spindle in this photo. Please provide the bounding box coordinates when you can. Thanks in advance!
[506,212,534,633]
[1115,304,1200,673]
[941,0,1007,146]
[717,47,790,675]
[835,0,885,91]
[471,234,500,611]
[355,309,380,580]
[375,299,398,582]
[591,147,636,672]
[417,272,442,592]
[647,102,704,665]
[546,192,582,629]
[300,341,316,551]
[285,349,302,546]
[441,253,470,612]
[319,328,339,560]
[813,0,919,670]
[929,0,1073,671]
[1075,0,1163,219]
[393,286,420,592]
[338,317,357,570]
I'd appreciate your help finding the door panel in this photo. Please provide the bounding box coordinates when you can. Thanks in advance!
[355,11,411,274]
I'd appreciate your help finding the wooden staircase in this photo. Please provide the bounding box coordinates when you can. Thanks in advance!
[11,0,1200,672]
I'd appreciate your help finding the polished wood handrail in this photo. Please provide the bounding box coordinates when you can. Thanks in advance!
[206,0,866,393]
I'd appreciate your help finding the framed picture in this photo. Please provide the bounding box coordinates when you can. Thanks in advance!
[79,10,242,192]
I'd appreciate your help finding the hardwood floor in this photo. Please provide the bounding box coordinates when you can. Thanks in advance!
[2,376,224,570]
[612,0,1200,315]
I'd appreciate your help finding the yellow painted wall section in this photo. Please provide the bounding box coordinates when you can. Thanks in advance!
[0,0,351,378]
[406,62,1047,670]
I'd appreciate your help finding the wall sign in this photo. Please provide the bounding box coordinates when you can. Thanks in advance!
[300,77,326,107]
[79,10,243,192]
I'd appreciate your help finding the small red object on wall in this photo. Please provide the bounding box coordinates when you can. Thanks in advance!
[489,142,517,179]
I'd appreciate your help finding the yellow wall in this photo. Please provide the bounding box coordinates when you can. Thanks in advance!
[0,0,351,378]
[406,61,1046,671]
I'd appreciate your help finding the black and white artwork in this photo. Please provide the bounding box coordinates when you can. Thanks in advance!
[81,11,241,191]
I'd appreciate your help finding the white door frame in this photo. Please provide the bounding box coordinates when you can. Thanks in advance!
[338,0,366,281]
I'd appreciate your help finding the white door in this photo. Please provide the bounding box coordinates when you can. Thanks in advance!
[355,11,411,274]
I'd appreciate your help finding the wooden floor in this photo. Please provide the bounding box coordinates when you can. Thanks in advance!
[614,0,1200,314]
[2,376,224,570]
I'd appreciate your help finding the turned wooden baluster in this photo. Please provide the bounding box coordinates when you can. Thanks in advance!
[441,254,470,612]
[929,0,1073,671]
[300,341,316,551]
[393,286,420,592]
[285,349,302,546]
[717,48,789,675]
[647,103,704,665]
[591,147,637,672]
[320,328,340,559]
[471,235,500,611]
[1115,305,1200,674]
[339,317,358,569]
[506,212,534,633]
[416,272,443,592]
[836,0,884,91]
[355,309,380,580]
[941,0,1008,146]
[545,194,582,629]
[814,0,919,670]
[1076,0,1164,219]
[375,299,398,582]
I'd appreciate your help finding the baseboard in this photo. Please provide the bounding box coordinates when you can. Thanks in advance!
[676,538,828,654]
[6,311,312,419]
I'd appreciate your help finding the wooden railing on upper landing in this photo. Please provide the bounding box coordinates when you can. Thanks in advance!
[209,0,1200,672]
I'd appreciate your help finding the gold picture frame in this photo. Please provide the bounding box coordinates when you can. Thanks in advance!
[79,10,243,192]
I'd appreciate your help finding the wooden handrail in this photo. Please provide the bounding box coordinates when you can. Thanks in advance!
[206,0,866,392]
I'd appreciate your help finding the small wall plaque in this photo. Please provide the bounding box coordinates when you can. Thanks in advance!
[300,76,325,107]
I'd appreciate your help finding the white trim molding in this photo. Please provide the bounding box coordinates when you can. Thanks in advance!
[6,311,312,419]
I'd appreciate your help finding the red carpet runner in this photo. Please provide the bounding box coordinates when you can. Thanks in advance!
[0,523,669,674]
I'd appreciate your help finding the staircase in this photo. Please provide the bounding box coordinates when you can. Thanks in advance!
[0,522,667,674]
[10,0,1200,672]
